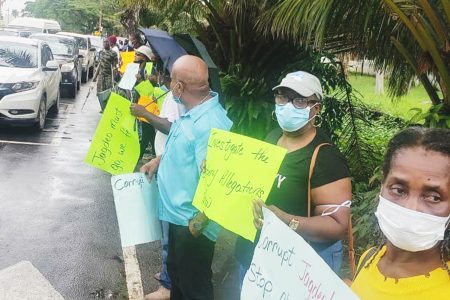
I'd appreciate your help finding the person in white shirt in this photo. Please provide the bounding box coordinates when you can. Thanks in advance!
[130,90,185,300]
[108,35,122,69]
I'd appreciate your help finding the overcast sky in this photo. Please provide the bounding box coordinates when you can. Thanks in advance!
[2,0,32,12]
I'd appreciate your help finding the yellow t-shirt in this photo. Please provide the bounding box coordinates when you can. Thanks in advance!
[352,246,450,300]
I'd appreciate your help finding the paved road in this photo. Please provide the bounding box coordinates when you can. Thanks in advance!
[0,82,240,300]
[0,83,128,299]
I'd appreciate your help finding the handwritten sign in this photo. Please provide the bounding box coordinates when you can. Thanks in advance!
[241,208,359,300]
[84,93,140,175]
[135,80,154,98]
[111,173,162,247]
[192,129,286,241]
[119,51,135,74]
[118,63,139,90]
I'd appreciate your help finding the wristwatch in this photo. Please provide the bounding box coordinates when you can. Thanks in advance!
[289,218,300,231]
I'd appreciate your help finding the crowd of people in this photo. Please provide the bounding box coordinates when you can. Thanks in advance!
[93,31,449,300]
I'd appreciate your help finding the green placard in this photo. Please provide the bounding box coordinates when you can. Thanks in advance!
[135,80,154,98]
[84,93,140,175]
[145,62,153,76]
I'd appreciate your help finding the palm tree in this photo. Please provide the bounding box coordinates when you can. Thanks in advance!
[262,0,450,127]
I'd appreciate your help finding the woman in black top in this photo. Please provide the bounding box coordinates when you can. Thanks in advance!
[235,71,352,286]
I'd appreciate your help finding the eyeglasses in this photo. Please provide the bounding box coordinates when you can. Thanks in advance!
[274,93,318,109]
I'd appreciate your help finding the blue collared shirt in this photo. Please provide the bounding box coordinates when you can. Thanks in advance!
[158,92,233,241]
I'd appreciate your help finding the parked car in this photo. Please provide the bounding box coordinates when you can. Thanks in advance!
[30,34,82,98]
[6,17,61,34]
[0,36,61,130]
[0,28,32,37]
[57,32,95,83]
[88,35,102,66]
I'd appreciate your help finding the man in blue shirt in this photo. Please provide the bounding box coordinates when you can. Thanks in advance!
[141,55,232,300]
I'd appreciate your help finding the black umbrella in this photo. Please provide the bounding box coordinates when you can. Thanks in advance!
[173,34,222,96]
[139,28,187,73]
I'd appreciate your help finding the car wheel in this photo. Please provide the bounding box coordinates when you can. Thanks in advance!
[68,82,76,98]
[49,89,61,115]
[81,71,87,83]
[88,65,94,79]
[34,97,47,131]
[77,75,81,91]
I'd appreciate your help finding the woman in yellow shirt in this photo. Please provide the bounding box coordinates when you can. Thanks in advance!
[352,127,450,300]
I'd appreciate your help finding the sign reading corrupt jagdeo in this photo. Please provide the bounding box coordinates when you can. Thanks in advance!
[192,129,287,241]
[84,93,140,175]
[241,208,360,300]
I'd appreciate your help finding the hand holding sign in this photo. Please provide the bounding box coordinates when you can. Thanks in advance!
[84,93,140,175]
[192,129,287,241]
[241,207,359,300]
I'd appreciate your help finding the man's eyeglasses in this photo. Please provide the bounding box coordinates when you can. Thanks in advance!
[274,93,318,109]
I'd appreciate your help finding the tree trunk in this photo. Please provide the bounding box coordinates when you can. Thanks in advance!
[375,71,384,94]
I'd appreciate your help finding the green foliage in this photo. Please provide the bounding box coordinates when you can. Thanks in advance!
[23,0,121,34]
[348,74,433,120]
[410,103,450,128]
[221,66,275,140]
[351,183,383,257]
[262,0,450,116]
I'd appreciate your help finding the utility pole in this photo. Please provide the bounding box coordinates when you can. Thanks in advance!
[99,0,103,35]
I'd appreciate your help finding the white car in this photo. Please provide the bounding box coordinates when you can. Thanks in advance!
[57,32,95,83]
[0,36,61,130]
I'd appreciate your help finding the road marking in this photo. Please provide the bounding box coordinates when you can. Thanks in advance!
[0,261,65,299]
[0,140,57,146]
[123,246,144,300]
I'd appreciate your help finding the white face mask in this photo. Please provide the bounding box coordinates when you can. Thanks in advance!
[375,195,449,252]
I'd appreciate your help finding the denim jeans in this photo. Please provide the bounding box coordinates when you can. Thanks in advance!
[314,240,343,273]
[238,240,343,289]
[159,221,171,289]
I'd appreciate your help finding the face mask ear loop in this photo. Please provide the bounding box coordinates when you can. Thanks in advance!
[307,102,320,125]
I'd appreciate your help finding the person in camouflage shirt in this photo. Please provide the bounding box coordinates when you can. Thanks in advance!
[93,39,118,93]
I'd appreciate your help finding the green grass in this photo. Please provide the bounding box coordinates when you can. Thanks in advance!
[348,74,432,120]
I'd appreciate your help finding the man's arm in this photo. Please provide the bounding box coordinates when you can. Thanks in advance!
[130,103,172,134]
[140,156,161,181]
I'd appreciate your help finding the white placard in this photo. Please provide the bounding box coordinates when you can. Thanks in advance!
[111,173,162,247]
[241,207,359,300]
[118,63,140,90]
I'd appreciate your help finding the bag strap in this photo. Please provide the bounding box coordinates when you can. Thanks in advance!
[307,143,330,217]
[348,216,356,277]
[354,247,378,279]
[307,143,356,277]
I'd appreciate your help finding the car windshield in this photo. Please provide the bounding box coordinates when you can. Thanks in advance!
[90,37,102,49]
[74,37,87,50]
[0,42,38,68]
[33,36,74,56]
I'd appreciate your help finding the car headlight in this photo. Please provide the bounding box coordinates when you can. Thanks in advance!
[61,62,75,72]
[11,81,39,93]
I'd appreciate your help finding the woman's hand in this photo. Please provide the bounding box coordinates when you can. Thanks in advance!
[252,199,264,229]
[253,199,291,230]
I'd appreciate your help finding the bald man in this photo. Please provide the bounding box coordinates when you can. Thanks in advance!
[141,55,232,300]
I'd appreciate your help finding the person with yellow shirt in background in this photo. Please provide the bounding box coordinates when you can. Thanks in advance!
[352,127,450,300]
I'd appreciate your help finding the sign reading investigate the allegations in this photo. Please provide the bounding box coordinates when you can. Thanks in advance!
[84,93,140,175]
[192,129,286,241]
[111,173,162,247]
[241,208,359,300]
